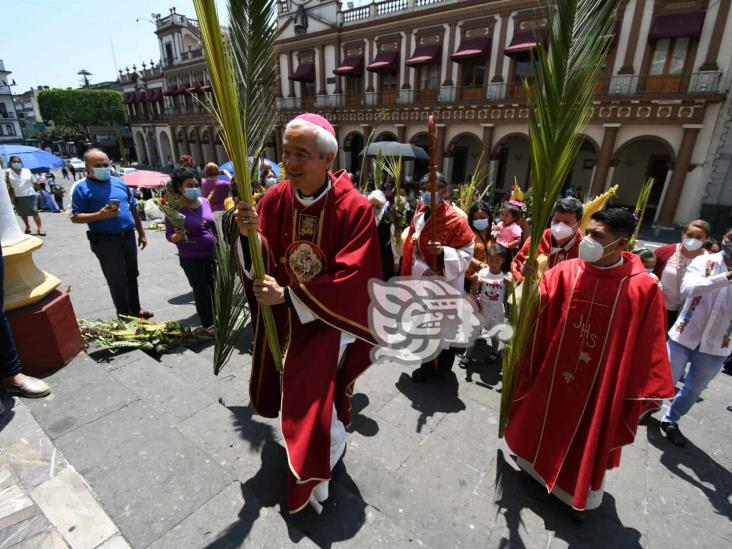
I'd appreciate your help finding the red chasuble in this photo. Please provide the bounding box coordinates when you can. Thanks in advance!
[511,228,583,282]
[505,253,674,510]
[400,202,474,276]
[241,170,382,513]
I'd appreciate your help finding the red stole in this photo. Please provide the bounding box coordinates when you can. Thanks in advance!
[400,202,474,276]
[505,253,674,510]
[242,170,382,512]
[511,227,583,282]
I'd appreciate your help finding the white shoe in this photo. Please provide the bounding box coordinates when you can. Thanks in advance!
[309,493,323,514]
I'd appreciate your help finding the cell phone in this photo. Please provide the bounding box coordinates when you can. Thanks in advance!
[108,199,120,210]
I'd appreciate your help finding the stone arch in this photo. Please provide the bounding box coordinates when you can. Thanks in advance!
[492,133,531,191]
[409,132,430,183]
[446,132,483,186]
[214,130,227,165]
[563,135,600,200]
[375,131,397,142]
[134,131,149,165]
[611,136,676,219]
[343,131,365,174]
[159,131,174,168]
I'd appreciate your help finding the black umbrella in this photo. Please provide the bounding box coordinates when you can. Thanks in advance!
[358,141,429,160]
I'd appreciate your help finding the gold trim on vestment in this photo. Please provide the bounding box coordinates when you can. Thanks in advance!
[298,283,372,336]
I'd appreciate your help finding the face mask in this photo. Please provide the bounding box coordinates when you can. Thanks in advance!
[265,177,277,188]
[92,167,111,181]
[722,240,732,259]
[551,221,575,241]
[421,191,442,206]
[10,162,21,170]
[682,237,703,252]
[472,219,490,231]
[578,236,621,264]
[408,191,415,200]
[184,187,201,200]
[645,267,654,274]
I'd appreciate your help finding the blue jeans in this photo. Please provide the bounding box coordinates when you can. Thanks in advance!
[0,243,23,377]
[662,339,725,424]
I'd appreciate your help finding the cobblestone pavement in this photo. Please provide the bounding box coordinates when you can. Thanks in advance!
[1,171,730,548]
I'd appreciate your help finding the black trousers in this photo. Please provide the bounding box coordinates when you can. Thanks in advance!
[0,243,22,377]
[90,231,141,317]
[417,347,459,375]
[180,256,215,328]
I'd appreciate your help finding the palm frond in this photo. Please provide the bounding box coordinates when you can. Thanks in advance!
[456,150,492,212]
[628,177,655,250]
[194,0,282,374]
[499,0,618,437]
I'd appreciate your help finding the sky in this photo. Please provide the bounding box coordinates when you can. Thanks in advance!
[3,0,372,93]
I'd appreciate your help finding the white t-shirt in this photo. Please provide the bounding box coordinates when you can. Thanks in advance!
[5,168,36,197]
[476,267,507,325]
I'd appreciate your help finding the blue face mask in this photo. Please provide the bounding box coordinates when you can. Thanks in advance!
[472,218,490,231]
[184,187,201,200]
[92,167,111,181]
[10,162,22,170]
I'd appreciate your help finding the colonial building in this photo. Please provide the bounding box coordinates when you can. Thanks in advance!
[0,59,23,144]
[275,0,732,228]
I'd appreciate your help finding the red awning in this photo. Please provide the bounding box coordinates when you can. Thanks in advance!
[185,82,202,94]
[163,84,180,96]
[367,50,399,72]
[288,63,315,82]
[334,55,364,76]
[451,37,491,62]
[504,29,546,57]
[146,89,163,102]
[648,11,706,40]
[201,80,212,92]
[406,44,442,67]
[134,90,147,103]
[123,92,135,104]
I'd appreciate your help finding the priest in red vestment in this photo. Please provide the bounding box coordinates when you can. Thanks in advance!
[234,113,382,514]
[401,172,475,382]
[511,197,584,282]
[505,208,674,513]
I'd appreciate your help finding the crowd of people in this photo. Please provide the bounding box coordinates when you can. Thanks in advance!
[2,111,731,520]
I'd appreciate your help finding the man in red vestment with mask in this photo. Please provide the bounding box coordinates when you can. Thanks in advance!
[401,172,474,382]
[234,113,381,514]
[511,197,584,282]
[505,208,674,515]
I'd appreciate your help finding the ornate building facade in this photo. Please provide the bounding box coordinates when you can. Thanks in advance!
[276,0,732,228]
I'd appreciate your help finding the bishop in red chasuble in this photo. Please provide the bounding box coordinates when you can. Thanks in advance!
[505,208,674,511]
[235,114,381,514]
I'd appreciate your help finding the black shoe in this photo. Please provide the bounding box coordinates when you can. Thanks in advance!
[411,367,432,383]
[660,421,687,447]
[569,509,587,523]
[638,403,662,426]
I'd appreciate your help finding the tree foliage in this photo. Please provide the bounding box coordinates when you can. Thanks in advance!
[34,125,87,144]
[38,89,127,126]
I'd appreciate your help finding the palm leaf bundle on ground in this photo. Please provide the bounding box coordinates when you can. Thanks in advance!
[499,0,618,437]
[193,0,282,374]
[628,177,655,250]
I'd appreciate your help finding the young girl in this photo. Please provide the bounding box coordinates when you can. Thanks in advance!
[467,243,513,365]
[493,204,523,271]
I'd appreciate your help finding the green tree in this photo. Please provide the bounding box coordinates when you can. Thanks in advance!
[38,89,127,127]
[34,125,87,144]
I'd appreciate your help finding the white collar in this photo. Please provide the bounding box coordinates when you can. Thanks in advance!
[593,256,625,270]
[295,180,331,207]
[550,233,578,255]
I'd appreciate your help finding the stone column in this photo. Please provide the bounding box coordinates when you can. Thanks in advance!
[479,123,494,176]
[194,127,205,167]
[334,37,343,94]
[657,125,702,225]
[366,39,374,92]
[396,124,406,143]
[492,13,508,82]
[436,123,446,174]
[402,31,412,90]
[590,124,620,196]
[443,23,458,86]
[209,125,219,164]
[274,126,283,161]
[318,45,327,95]
[618,0,646,74]
[360,124,372,186]
[287,51,295,97]
[700,0,731,71]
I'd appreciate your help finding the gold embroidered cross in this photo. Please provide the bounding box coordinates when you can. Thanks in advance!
[562,371,574,383]
[578,351,592,364]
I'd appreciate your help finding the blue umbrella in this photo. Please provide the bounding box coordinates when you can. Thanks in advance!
[220,157,279,178]
[0,144,65,172]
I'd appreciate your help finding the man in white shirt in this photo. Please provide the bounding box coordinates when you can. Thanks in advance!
[660,226,732,446]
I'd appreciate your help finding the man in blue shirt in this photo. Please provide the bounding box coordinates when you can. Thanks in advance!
[71,149,152,319]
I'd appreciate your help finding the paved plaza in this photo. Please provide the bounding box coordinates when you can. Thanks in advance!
[1,173,731,548]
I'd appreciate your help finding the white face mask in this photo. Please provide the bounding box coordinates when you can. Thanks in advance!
[645,267,654,273]
[682,237,703,252]
[550,221,576,241]
[578,236,621,264]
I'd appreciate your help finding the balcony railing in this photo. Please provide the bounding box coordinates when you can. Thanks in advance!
[163,105,214,119]
[341,0,454,25]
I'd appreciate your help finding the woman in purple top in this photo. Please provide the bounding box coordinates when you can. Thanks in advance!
[200,162,231,213]
[166,167,217,332]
